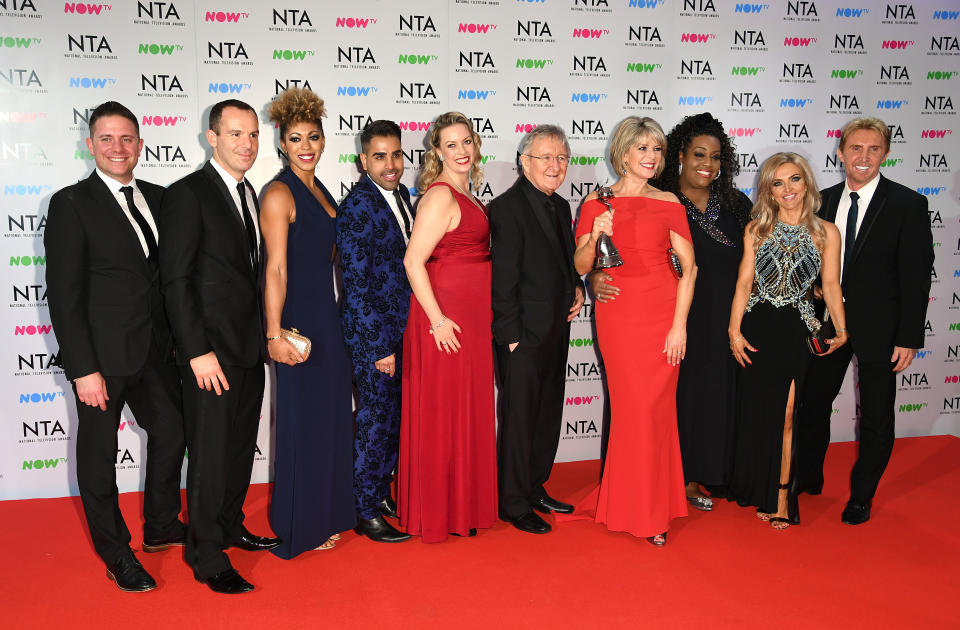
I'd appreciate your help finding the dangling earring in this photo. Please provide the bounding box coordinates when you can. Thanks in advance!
[714,168,721,180]
[678,163,683,175]
[438,154,444,162]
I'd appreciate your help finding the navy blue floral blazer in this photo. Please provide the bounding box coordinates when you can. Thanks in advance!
[336,175,412,365]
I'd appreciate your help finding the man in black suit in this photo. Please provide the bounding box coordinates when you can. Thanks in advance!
[797,117,934,525]
[46,101,185,592]
[490,125,584,534]
[159,99,279,594]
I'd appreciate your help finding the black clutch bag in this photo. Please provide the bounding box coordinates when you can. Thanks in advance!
[806,319,835,355]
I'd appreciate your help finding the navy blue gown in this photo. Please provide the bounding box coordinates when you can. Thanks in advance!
[268,167,355,559]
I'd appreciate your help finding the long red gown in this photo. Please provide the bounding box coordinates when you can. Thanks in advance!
[398,182,497,543]
[570,196,691,537]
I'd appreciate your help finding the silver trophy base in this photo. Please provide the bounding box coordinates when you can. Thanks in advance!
[594,254,624,269]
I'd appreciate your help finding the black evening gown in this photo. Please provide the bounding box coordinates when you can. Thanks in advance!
[268,167,356,559]
[675,191,749,488]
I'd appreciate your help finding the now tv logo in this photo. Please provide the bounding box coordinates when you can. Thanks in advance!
[565,395,599,406]
[784,36,816,47]
[15,324,52,335]
[19,391,62,403]
[205,11,248,23]
[459,23,496,34]
[882,40,914,49]
[336,17,376,28]
[23,458,66,470]
[573,28,609,39]
[64,3,110,14]
[921,129,952,138]
[398,120,431,131]
[680,33,714,43]
[728,127,761,136]
[142,115,185,127]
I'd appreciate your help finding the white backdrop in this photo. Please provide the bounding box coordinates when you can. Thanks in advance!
[1,0,958,500]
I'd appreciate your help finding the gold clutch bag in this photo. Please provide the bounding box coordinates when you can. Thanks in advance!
[280,327,311,358]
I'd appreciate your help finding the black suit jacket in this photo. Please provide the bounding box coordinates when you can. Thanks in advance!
[490,176,582,346]
[159,160,266,368]
[45,172,172,380]
[820,175,933,361]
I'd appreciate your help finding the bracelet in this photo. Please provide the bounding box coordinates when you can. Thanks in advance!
[429,316,447,335]
[266,335,282,341]
[836,328,848,333]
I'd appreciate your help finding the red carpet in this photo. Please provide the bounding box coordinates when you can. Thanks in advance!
[2,436,957,628]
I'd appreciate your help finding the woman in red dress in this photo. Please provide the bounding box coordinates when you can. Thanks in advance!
[570,117,697,546]
[399,112,497,542]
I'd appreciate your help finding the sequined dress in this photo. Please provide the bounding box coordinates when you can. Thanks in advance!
[728,221,822,514]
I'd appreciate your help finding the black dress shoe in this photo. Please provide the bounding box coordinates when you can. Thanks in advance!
[507,511,551,534]
[106,550,157,592]
[355,515,412,543]
[142,523,186,553]
[223,526,281,551]
[841,500,871,525]
[532,495,574,514]
[451,528,478,537]
[378,496,398,519]
[197,569,254,594]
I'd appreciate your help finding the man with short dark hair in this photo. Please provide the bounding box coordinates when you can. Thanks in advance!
[797,116,934,525]
[159,99,279,594]
[490,125,585,534]
[337,120,415,543]
[46,101,186,592]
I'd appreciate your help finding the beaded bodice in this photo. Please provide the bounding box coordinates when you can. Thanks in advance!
[746,221,822,332]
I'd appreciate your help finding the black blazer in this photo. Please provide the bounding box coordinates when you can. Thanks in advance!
[45,172,172,380]
[490,176,582,346]
[819,175,933,361]
[158,160,266,368]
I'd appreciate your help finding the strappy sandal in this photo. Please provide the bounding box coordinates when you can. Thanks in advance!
[770,483,799,530]
[315,536,337,551]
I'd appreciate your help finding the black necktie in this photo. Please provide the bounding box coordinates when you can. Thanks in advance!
[236,181,259,268]
[119,185,158,263]
[843,191,859,276]
[393,189,413,239]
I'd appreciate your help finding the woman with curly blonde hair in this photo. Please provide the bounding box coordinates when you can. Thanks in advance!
[727,152,847,530]
[398,112,497,542]
[260,88,355,557]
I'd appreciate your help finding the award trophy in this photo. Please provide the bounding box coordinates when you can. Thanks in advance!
[593,186,624,269]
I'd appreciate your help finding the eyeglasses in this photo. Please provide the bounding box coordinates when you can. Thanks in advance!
[523,154,570,165]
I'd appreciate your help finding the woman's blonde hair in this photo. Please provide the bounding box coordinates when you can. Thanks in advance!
[609,116,667,178]
[750,152,825,251]
[418,111,484,190]
[268,87,326,138]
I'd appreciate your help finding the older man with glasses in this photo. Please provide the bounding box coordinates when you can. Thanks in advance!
[489,125,585,534]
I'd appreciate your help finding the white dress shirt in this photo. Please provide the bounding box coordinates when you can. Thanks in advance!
[209,158,261,248]
[368,175,413,245]
[94,168,157,258]
[834,173,881,281]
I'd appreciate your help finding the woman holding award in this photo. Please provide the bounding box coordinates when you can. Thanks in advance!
[569,116,697,546]
[260,88,355,558]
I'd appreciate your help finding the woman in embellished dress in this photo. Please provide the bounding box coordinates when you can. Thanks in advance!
[727,153,848,529]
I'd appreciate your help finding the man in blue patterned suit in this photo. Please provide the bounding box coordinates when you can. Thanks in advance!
[337,120,415,542]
